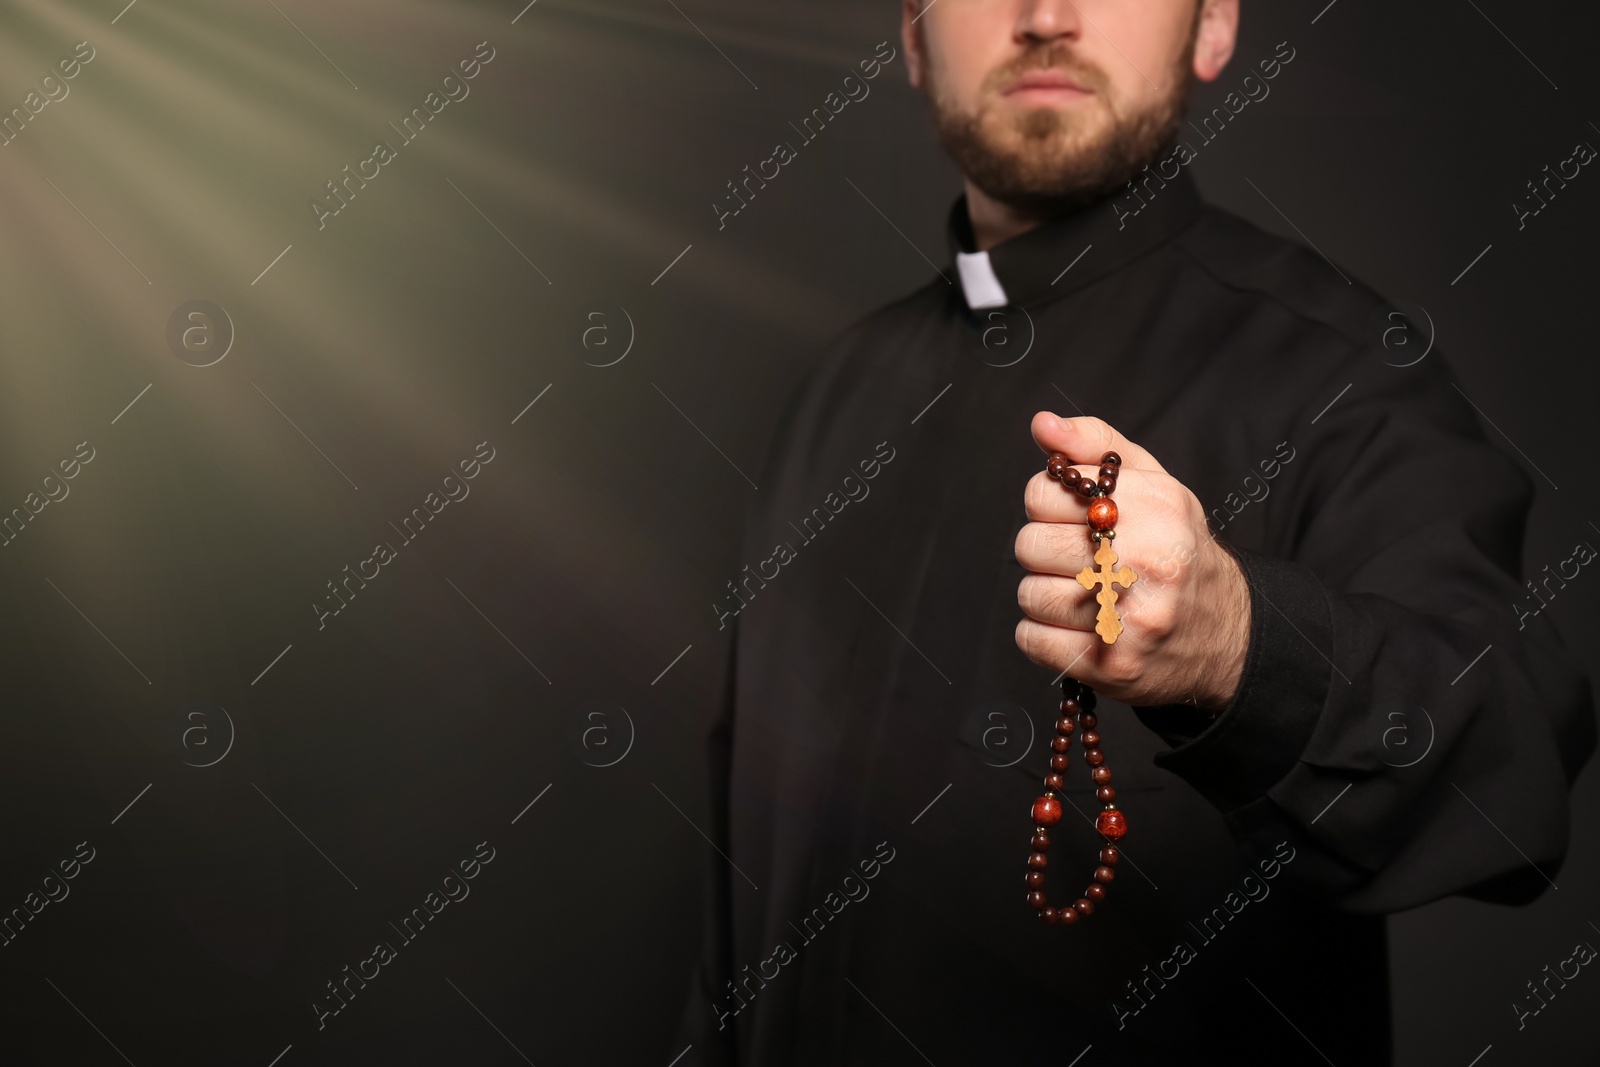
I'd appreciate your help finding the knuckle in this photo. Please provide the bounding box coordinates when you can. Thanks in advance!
[1014,618,1045,662]
[1024,472,1052,515]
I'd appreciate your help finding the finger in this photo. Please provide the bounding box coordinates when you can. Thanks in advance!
[1016,572,1099,631]
[1023,469,1090,524]
[1014,617,1137,696]
[1014,521,1093,577]
[1030,412,1166,474]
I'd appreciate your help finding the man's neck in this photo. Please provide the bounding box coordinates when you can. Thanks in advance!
[965,180,1047,252]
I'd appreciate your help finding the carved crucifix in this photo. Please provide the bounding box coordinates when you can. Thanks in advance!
[1076,538,1138,644]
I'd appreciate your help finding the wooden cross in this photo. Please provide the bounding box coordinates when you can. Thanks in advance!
[1076,538,1138,644]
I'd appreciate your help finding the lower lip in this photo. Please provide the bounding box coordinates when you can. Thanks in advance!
[1004,86,1091,104]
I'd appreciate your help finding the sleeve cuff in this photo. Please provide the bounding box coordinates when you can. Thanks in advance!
[1131,543,1335,813]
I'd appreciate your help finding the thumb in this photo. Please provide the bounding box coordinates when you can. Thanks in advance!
[1030,412,1166,474]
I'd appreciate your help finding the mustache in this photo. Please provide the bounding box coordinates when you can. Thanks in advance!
[984,45,1110,95]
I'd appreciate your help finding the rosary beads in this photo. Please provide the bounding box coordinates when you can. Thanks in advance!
[1024,450,1132,926]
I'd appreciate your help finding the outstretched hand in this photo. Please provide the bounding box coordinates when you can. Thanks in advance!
[1013,413,1252,712]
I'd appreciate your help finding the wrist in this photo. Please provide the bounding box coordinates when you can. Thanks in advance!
[1193,540,1252,713]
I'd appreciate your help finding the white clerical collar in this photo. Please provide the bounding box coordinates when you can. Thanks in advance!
[955,249,1010,310]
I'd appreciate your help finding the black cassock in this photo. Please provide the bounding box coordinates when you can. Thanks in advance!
[674,170,1595,1066]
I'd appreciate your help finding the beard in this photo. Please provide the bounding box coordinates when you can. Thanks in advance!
[918,28,1197,219]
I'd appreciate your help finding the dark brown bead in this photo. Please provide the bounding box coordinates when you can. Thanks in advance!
[1044,773,1066,790]
[1051,735,1071,753]
[1097,475,1117,494]
[1031,796,1063,827]
[1087,497,1117,530]
[1031,831,1050,850]
[1047,453,1071,481]
[1075,476,1097,498]
[1084,883,1107,902]
[1098,465,1117,481]
[1055,716,1076,734]
[1079,711,1097,729]
[1051,754,1070,771]
[1096,785,1117,803]
[1084,748,1105,767]
[1102,451,1122,467]
[1027,891,1048,909]
[1059,697,1080,715]
[1057,905,1080,925]
[1027,852,1048,870]
[1094,865,1116,884]
[1072,898,1094,916]
[1026,871,1045,888]
[1096,809,1128,841]
[1091,766,1112,784]
[1079,730,1100,747]
[1099,846,1120,865]
[1040,906,1059,924]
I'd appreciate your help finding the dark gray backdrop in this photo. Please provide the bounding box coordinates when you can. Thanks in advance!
[0,0,1595,1063]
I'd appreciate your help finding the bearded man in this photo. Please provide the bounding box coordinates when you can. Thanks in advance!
[674,2,1593,1064]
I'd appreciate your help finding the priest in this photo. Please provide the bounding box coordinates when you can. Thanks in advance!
[675,1,1594,1063]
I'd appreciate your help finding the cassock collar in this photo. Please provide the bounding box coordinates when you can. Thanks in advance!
[945,168,1203,312]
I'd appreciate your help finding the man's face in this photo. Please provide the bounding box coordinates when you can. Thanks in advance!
[906,1,1227,216]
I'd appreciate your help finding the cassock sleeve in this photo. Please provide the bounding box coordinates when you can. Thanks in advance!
[670,360,823,1065]
[1133,346,1596,913]
[669,611,741,1065]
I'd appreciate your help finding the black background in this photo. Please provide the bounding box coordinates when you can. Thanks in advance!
[0,0,1596,1063]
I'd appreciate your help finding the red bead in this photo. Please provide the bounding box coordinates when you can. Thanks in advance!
[1084,883,1107,902]
[1051,735,1071,753]
[1058,905,1080,925]
[1031,830,1050,850]
[1079,730,1100,747]
[1084,748,1105,767]
[1027,851,1049,870]
[1026,871,1045,888]
[1032,796,1063,826]
[1087,497,1118,530]
[1096,808,1128,841]
[1047,453,1071,480]
[1027,891,1048,909]
[1072,898,1094,916]
[1079,711,1097,729]
[1094,865,1116,884]
[1051,754,1070,771]
[1040,906,1059,924]
[1044,773,1065,790]
[1096,785,1116,803]
[1055,716,1076,734]
[1060,697,1080,715]
[1091,766,1112,784]
[1099,846,1120,865]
